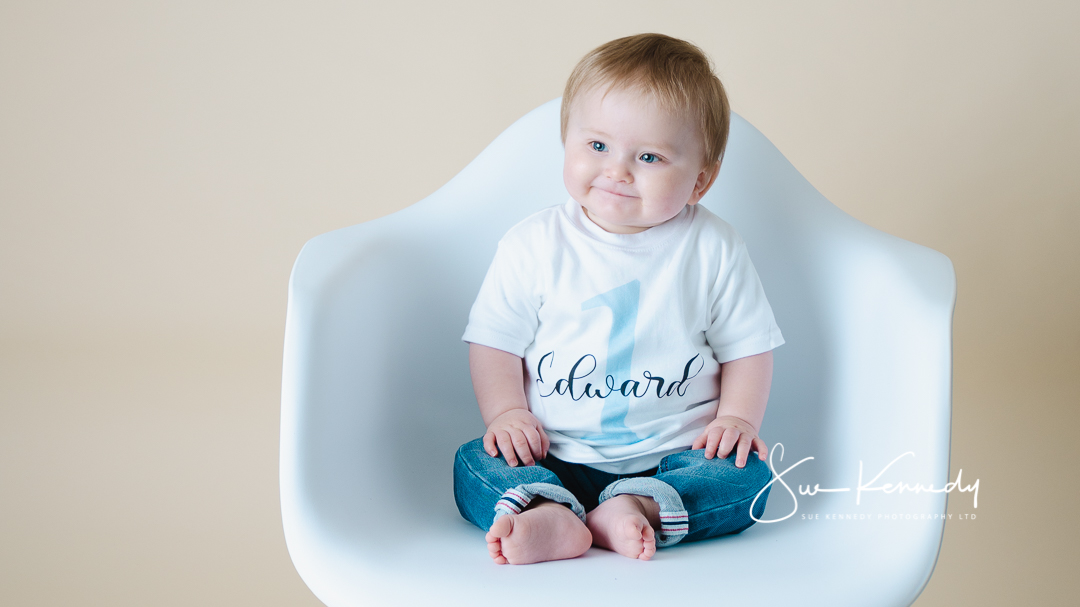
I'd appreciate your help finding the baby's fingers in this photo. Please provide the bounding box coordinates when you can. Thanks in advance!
[539,427,550,460]
[695,427,712,451]
[522,426,545,463]
[722,428,743,458]
[716,427,742,460]
[510,430,535,466]
[704,427,726,459]
[483,432,499,457]
[495,431,518,467]
[753,437,768,461]
[734,434,756,468]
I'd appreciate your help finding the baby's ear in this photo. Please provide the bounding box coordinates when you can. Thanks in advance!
[690,160,722,204]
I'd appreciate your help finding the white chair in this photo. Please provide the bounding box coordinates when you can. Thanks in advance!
[280,99,956,606]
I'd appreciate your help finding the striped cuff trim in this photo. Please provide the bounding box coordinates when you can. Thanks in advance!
[659,511,690,540]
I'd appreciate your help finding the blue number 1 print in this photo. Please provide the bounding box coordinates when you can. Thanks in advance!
[577,280,641,445]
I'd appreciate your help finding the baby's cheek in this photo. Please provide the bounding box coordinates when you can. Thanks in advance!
[668,175,699,201]
[562,165,585,196]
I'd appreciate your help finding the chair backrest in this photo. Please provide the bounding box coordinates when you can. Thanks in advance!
[280,98,956,558]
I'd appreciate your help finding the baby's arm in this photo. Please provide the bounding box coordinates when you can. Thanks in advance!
[691,350,773,468]
[470,343,549,467]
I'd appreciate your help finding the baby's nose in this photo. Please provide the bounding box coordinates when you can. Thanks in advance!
[603,157,633,182]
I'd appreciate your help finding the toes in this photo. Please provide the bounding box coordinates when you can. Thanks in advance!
[640,525,656,561]
[642,522,656,544]
[606,517,645,559]
[488,515,514,539]
[487,538,503,560]
[487,516,514,564]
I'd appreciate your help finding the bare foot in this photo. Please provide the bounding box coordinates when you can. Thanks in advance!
[586,494,659,560]
[485,499,592,565]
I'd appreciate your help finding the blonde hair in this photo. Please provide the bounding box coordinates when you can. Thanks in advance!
[561,33,730,169]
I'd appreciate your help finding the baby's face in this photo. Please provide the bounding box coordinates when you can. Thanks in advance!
[563,85,717,234]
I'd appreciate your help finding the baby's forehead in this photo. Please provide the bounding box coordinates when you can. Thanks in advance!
[573,82,695,126]
[574,84,701,139]
[583,80,678,109]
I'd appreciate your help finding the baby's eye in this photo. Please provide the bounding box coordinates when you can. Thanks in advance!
[639,153,660,164]
[591,141,607,152]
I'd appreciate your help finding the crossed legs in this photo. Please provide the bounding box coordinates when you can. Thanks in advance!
[454,438,771,565]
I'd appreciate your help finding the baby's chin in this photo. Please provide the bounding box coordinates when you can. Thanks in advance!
[582,208,653,234]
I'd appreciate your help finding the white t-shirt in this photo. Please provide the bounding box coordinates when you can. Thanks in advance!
[463,198,784,473]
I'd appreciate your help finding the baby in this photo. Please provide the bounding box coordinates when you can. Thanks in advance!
[454,33,784,565]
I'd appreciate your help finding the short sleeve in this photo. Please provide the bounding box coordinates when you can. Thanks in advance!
[461,238,541,357]
[704,241,785,363]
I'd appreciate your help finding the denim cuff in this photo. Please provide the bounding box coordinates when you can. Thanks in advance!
[599,477,689,547]
[493,482,588,525]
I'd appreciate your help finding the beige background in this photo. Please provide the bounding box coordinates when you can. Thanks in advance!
[1,1,1077,605]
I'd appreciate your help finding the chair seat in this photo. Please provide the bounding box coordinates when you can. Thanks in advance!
[280,99,956,606]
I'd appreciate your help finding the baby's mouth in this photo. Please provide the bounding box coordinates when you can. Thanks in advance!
[594,186,636,199]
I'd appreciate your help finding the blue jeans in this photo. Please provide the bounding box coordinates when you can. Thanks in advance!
[453,438,772,547]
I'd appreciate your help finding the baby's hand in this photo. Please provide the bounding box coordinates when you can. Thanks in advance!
[484,409,550,467]
[691,415,767,469]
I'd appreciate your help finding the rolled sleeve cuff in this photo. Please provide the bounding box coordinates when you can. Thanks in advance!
[710,328,785,364]
[461,327,531,358]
